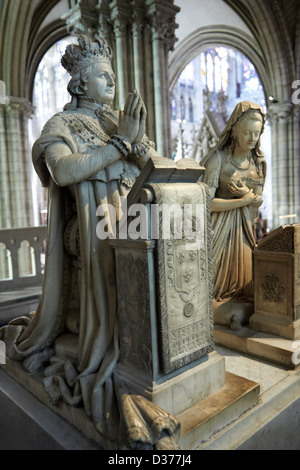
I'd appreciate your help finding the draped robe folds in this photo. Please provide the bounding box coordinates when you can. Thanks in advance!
[201,101,267,304]
[0,106,181,450]
[202,149,266,302]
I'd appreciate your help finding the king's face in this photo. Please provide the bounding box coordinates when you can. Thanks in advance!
[85,62,116,105]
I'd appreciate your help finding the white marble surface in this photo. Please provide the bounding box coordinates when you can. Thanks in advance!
[215,345,290,394]
[200,345,300,450]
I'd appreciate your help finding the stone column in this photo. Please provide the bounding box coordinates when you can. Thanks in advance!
[131,18,145,98]
[109,1,130,110]
[0,97,35,278]
[292,105,300,220]
[146,0,179,157]
[0,97,34,229]
[95,0,112,42]
[142,23,156,142]
[20,101,35,227]
[150,24,168,155]
[6,103,26,227]
[0,104,12,228]
[268,102,296,228]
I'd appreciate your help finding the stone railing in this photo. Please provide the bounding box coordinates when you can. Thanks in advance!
[0,226,47,292]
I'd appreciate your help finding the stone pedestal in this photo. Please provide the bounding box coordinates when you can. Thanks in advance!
[110,156,260,422]
[0,156,261,450]
[250,224,300,340]
[117,351,225,416]
[214,325,300,370]
[3,348,300,450]
[215,225,300,369]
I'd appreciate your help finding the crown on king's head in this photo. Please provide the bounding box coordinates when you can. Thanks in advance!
[61,35,113,76]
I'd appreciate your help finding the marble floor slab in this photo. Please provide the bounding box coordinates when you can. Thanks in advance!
[215,345,289,394]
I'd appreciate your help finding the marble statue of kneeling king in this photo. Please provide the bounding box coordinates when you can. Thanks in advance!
[0,35,181,450]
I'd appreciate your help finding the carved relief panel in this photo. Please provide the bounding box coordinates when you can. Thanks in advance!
[115,249,153,376]
[111,157,214,379]
[148,182,214,374]
[251,224,300,339]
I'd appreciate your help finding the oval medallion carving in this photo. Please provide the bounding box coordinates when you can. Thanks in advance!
[184,303,194,317]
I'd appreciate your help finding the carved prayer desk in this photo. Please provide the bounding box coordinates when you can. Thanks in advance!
[251,224,300,340]
[110,156,226,416]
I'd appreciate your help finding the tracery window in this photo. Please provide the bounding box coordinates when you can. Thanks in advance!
[188,97,193,122]
[29,36,76,226]
[171,95,177,120]
[180,95,185,120]
[171,46,265,126]
[170,46,271,231]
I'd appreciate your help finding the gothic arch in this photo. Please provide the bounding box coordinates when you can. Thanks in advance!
[0,0,36,97]
[225,0,298,102]
[169,25,271,101]
[25,20,69,103]
[25,0,68,102]
[296,10,300,78]
[0,0,62,99]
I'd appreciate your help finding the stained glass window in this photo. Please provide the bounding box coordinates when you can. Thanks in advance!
[189,97,193,122]
[170,45,270,229]
[214,55,221,92]
[179,63,195,86]
[180,95,185,120]
[171,46,266,124]
[171,95,177,120]
[206,53,214,92]
[201,53,207,87]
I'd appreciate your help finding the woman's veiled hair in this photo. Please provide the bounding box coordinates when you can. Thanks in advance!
[201,101,266,167]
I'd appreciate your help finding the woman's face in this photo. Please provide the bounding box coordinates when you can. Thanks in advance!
[234,118,262,154]
[84,62,115,105]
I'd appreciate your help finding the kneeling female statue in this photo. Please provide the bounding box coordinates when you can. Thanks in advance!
[201,102,267,330]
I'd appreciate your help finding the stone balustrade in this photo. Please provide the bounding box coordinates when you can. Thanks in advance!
[0,226,46,292]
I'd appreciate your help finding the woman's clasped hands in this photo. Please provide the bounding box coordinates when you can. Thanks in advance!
[228,179,262,207]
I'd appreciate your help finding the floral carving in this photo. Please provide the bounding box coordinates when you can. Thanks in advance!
[176,251,185,264]
[183,268,192,283]
[261,273,286,302]
[259,227,294,253]
[189,251,197,262]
